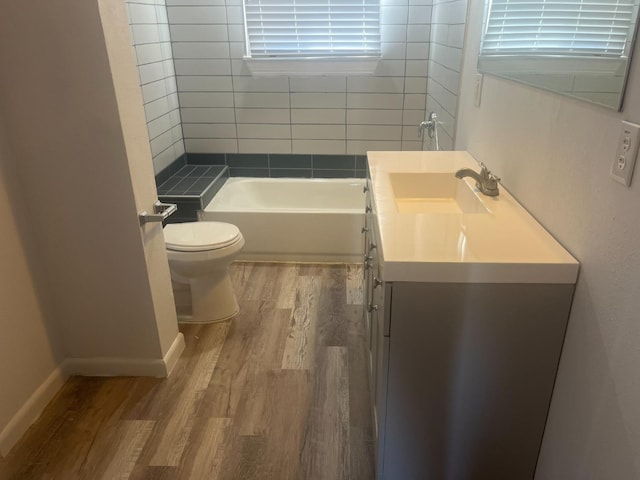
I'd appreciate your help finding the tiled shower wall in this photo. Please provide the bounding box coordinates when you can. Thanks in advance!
[166,0,434,156]
[426,0,468,150]
[126,0,186,174]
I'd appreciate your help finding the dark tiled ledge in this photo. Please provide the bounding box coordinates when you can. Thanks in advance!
[157,165,228,223]
[187,153,367,179]
[154,154,187,187]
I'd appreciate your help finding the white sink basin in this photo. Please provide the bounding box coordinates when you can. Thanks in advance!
[389,172,489,214]
[367,151,579,284]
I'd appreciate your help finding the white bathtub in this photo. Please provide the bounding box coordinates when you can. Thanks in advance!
[199,177,366,262]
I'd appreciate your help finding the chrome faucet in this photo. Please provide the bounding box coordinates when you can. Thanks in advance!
[418,112,439,151]
[455,162,500,196]
[418,112,438,139]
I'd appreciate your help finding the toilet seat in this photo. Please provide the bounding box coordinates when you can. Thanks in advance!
[164,222,242,252]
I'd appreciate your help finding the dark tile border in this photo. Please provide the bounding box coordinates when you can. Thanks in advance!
[188,153,226,165]
[154,153,186,186]
[269,154,312,169]
[182,152,365,178]
[312,154,356,169]
[312,169,356,179]
[160,199,201,223]
[154,151,367,186]
[228,167,270,177]
[157,165,226,196]
[158,165,229,220]
[226,153,269,168]
[270,168,312,178]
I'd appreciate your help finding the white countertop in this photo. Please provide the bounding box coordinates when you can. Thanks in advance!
[368,151,579,283]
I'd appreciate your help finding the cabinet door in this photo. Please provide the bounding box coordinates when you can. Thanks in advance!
[363,186,377,393]
[372,281,391,477]
[363,189,373,353]
[369,283,379,431]
[382,282,574,480]
[363,238,373,383]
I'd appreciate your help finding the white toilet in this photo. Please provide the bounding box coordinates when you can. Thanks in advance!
[163,221,245,323]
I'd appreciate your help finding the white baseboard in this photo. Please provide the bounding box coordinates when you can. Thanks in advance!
[163,332,185,377]
[62,333,186,378]
[0,366,67,457]
[0,333,186,457]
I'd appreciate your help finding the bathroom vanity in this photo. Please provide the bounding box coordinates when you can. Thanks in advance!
[363,151,579,479]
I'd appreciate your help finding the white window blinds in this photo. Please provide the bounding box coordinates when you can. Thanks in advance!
[481,0,638,58]
[243,0,381,58]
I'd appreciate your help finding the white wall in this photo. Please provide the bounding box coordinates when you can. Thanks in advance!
[0,0,174,361]
[101,0,184,359]
[426,0,467,150]
[0,0,183,455]
[126,0,186,173]
[167,0,433,155]
[457,2,640,477]
[0,115,65,456]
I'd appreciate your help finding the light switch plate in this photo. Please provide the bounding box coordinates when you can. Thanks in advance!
[610,121,640,186]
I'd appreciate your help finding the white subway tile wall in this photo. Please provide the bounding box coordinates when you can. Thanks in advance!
[426,0,467,150]
[126,0,186,174]
[166,0,435,155]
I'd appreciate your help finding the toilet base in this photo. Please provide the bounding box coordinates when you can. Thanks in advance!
[176,268,240,324]
[177,306,238,324]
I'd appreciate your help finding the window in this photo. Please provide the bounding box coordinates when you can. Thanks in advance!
[480,0,638,59]
[242,0,381,73]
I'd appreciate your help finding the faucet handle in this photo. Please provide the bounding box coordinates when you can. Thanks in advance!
[418,121,427,138]
[479,162,500,182]
[488,169,501,182]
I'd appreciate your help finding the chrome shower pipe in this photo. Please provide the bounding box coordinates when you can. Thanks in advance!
[418,112,440,151]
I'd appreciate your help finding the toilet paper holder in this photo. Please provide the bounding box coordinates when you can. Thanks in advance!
[139,201,177,226]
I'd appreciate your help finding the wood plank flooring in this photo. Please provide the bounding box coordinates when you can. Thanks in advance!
[0,263,373,480]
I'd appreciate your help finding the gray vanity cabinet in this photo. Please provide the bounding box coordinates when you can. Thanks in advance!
[383,282,574,479]
[363,185,575,479]
[363,185,390,475]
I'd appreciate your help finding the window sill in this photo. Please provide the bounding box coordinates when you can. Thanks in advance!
[243,56,380,77]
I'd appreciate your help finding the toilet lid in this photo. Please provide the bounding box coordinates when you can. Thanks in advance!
[164,222,241,252]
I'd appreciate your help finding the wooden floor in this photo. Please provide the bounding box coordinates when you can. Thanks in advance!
[0,263,373,480]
